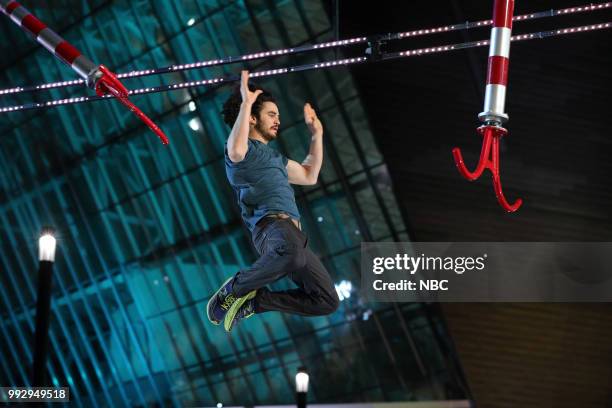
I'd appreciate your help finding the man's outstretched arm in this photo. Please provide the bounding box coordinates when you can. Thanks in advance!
[287,103,324,185]
[227,70,262,162]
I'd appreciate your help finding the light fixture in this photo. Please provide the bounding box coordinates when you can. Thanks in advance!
[188,118,200,131]
[188,101,196,112]
[187,18,196,26]
[295,366,309,408]
[33,226,57,386]
[335,280,352,301]
[38,227,56,262]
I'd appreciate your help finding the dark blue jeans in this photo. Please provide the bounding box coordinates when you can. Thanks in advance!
[232,217,340,316]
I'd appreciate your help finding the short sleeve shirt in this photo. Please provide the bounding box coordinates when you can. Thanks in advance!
[224,138,301,231]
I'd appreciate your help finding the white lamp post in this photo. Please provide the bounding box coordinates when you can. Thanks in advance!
[295,366,309,408]
[32,227,56,386]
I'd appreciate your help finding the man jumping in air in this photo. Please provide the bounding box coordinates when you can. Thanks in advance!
[207,71,340,332]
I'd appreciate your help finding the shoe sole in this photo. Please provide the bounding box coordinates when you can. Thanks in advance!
[224,290,256,332]
[206,277,233,325]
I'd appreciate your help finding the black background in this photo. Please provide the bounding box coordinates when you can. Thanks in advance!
[335,0,612,241]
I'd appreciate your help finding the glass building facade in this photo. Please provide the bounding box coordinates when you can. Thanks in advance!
[0,1,467,406]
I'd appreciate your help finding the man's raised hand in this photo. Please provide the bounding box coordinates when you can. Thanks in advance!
[304,103,323,136]
[240,70,263,105]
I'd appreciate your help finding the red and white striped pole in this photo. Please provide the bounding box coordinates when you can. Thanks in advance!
[1,0,101,86]
[452,0,522,212]
[0,0,169,145]
[479,0,514,124]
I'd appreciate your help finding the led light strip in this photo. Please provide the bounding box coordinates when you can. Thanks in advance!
[0,22,610,114]
[392,22,612,58]
[0,58,366,112]
[0,1,609,96]
[395,2,611,38]
[0,40,363,96]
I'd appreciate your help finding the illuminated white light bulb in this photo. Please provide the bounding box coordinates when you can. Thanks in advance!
[39,233,57,262]
[295,370,309,393]
[335,280,352,301]
[187,18,196,26]
[188,118,200,131]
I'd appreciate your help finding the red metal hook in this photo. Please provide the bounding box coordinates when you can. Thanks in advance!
[95,65,169,145]
[452,125,522,212]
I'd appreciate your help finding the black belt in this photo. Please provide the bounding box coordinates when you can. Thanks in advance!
[257,213,302,230]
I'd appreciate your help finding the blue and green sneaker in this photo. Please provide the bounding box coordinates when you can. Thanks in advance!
[224,290,257,332]
[206,277,239,325]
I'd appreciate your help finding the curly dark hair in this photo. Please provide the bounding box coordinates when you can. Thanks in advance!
[221,82,277,128]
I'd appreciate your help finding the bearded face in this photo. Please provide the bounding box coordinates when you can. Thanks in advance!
[253,101,280,141]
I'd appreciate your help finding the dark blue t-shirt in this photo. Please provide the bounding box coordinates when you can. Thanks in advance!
[224,138,301,231]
